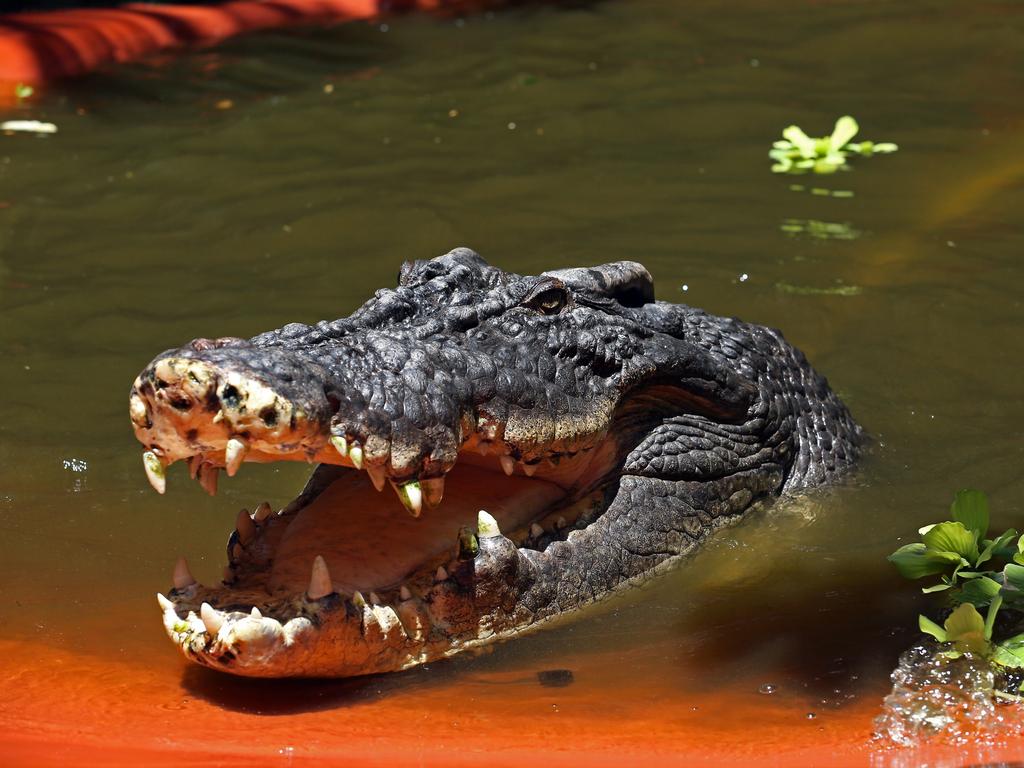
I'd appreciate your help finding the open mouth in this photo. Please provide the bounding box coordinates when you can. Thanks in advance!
[134,354,620,677]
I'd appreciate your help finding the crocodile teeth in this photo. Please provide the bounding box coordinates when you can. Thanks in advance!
[142,451,165,494]
[253,501,273,522]
[330,435,349,458]
[421,477,445,507]
[349,443,364,469]
[522,462,537,477]
[225,437,247,477]
[499,455,515,476]
[188,455,203,480]
[477,441,492,456]
[198,463,219,496]
[156,592,174,612]
[369,591,381,606]
[434,565,448,582]
[212,409,225,424]
[366,465,386,492]
[478,509,501,538]
[399,585,412,601]
[352,591,367,608]
[251,606,262,619]
[200,602,224,635]
[530,523,544,538]
[172,556,196,589]
[393,481,422,517]
[235,508,255,544]
[307,555,334,600]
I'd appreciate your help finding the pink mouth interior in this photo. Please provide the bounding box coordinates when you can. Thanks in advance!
[267,462,567,595]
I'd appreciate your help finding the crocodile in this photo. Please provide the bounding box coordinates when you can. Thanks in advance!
[129,248,862,678]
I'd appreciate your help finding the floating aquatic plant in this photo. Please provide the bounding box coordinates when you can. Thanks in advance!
[889,490,1024,683]
[770,115,897,174]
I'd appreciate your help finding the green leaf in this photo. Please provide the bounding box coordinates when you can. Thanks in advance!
[922,521,980,563]
[960,576,1002,607]
[977,529,1017,567]
[782,125,817,159]
[888,542,963,579]
[943,603,989,655]
[922,583,953,593]
[829,116,859,150]
[991,645,1024,668]
[984,595,1003,640]
[1003,563,1024,591]
[919,614,947,642]
[873,142,898,153]
[951,489,989,538]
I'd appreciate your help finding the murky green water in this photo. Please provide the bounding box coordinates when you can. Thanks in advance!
[1,0,1022,719]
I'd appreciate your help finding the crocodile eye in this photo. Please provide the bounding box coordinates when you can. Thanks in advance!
[524,285,570,315]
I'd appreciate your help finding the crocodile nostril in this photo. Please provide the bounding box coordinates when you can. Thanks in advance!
[260,406,279,427]
[221,384,241,408]
[169,396,191,410]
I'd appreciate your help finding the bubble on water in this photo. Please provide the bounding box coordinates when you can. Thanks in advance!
[62,457,88,492]
[758,683,777,695]
[874,642,1024,746]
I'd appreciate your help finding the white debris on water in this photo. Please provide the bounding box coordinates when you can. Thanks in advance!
[1,120,58,135]
[874,643,1024,746]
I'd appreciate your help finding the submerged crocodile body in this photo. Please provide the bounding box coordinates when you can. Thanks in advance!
[129,249,862,678]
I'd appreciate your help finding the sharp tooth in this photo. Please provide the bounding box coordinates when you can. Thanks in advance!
[366,465,386,492]
[556,516,567,529]
[156,593,174,612]
[225,437,247,477]
[530,523,544,538]
[523,462,537,477]
[142,451,166,494]
[212,409,225,424]
[235,508,255,544]
[188,455,203,480]
[499,455,515,476]
[254,501,273,522]
[434,565,448,582]
[421,477,445,507]
[251,606,262,619]
[352,590,367,608]
[393,481,422,517]
[200,602,224,635]
[369,591,381,606]
[172,556,196,589]
[198,463,219,496]
[477,509,501,538]
[231,542,243,561]
[399,585,412,601]
[330,435,349,458]
[307,555,334,600]
[477,441,492,456]
[349,443,364,469]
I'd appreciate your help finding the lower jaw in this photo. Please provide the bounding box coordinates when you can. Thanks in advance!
[158,460,608,677]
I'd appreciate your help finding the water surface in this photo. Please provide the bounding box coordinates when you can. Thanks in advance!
[1,0,1023,762]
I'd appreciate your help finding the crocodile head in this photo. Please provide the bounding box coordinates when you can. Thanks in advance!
[130,248,861,678]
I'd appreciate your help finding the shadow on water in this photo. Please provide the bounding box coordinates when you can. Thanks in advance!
[180,662,431,714]
[669,560,923,706]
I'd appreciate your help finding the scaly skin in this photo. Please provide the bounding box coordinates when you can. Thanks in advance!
[130,248,862,678]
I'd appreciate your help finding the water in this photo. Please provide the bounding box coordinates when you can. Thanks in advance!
[1,0,1023,762]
